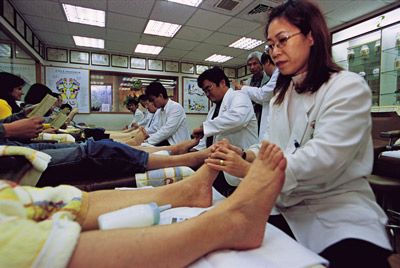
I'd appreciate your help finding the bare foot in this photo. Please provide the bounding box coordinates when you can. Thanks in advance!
[205,141,286,250]
[165,164,220,208]
[169,138,200,155]
[125,127,149,146]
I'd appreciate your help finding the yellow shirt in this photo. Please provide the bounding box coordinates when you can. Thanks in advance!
[0,99,12,120]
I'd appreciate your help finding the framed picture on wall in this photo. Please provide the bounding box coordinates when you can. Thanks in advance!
[196,64,208,75]
[181,62,195,74]
[46,47,68,62]
[25,25,33,46]
[224,67,236,78]
[33,35,40,53]
[237,66,246,78]
[3,0,15,26]
[182,77,209,114]
[148,59,163,71]
[111,55,128,68]
[91,52,110,66]
[165,60,179,72]
[15,12,25,37]
[70,50,89,64]
[0,43,12,58]
[130,57,146,69]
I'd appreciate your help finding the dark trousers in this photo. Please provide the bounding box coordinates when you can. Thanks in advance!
[270,214,392,268]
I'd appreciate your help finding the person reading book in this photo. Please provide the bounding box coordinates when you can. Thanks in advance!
[0,141,286,268]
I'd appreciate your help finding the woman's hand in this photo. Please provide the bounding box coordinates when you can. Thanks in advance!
[205,146,251,178]
[3,117,44,139]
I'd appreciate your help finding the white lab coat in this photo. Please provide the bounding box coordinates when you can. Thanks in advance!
[144,112,158,134]
[241,68,279,141]
[147,99,190,145]
[195,88,258,186]
[250,71,391,253]
[128,109,145,128]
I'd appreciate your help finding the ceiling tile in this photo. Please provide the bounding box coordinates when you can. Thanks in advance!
[11,0,64,20]
[166,38,199,50]
[107,12,147,33]
[186,9,231,31]
[218,18,261,36]
[220,47,247,57]
[159,47,187,60]
[247,26,267,40]
[150,1,196,25]
[67,23,106,39]
[174,26,213,42]
[24,15,68,34]
[106,29,141,44]
[203,32,239,46]
[38,31,74,47]
[139,34,171,46]
[193,43,225,54]
[106,40,135,54]
[108,0,155,18]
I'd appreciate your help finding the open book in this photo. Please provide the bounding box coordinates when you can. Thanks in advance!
[50,112,68,129]
[27,94,57,118]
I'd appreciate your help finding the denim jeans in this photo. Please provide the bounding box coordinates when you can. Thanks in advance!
[3,139,149,183]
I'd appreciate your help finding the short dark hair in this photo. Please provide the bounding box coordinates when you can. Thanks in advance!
[125,95,139,106]
[25,83,52,105]
[146,81,168,99]
[138,94,148,102]
[0,72,25,113]
[60,103,72,110]
[261,52,273,66]
[197,67,230,89]
[266,0,341,105]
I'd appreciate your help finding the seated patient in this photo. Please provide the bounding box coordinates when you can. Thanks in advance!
[0,112,206,185]
[0,141,286,267]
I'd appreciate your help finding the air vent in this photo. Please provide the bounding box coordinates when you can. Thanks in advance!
[215,0,240,11]
[248,4,273,15]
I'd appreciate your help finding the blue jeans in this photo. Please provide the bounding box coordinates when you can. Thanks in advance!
[4,139,149,183]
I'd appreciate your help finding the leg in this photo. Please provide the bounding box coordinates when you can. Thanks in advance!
[133,138,200,155]
[82,164,219,230]
[68,142,286,267]
[147,148,211,169]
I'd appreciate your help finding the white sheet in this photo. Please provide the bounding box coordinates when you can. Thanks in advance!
[160,207,328,268]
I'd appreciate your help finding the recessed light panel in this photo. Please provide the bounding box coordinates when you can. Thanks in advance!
[135,44,163,55]
[73,36,104,49]
[205,54,233,63]
[63,4,105,27]
[168,0,203,7]
[229,37,264,50]
[144,20,182,37]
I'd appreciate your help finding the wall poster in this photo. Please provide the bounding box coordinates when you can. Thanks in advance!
[45,66,89,113]
[182,77,209,114]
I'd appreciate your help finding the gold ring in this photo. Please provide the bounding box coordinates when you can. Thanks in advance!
[219,160,224,166]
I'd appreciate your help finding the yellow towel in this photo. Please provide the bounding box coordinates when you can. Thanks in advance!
[0,146,51,186]
[37,133,76,143]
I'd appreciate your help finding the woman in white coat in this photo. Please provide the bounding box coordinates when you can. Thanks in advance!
[205,0,392,267]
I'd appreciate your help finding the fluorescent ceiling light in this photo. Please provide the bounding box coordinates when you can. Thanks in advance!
[229,37,264,50]
[135,44,163,55]
[168,0,203,7]
[144,20,182,37]
[205,54,233,63]
[73,36,104,49]
[63,3,105,27]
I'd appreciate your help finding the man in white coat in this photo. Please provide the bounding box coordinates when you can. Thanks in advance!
[145,81,190,146]
[193,67,258,196]
[234,52,279,141]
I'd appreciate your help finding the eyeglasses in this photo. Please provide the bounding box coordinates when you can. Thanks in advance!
[265,32,302,54]
[202,83,214,95]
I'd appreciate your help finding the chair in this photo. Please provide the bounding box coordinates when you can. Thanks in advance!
[368,111,400,211]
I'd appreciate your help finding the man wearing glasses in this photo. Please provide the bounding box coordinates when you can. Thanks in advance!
[192,67,258,196]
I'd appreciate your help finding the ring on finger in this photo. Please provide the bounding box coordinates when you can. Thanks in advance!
[219,159,224,166]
